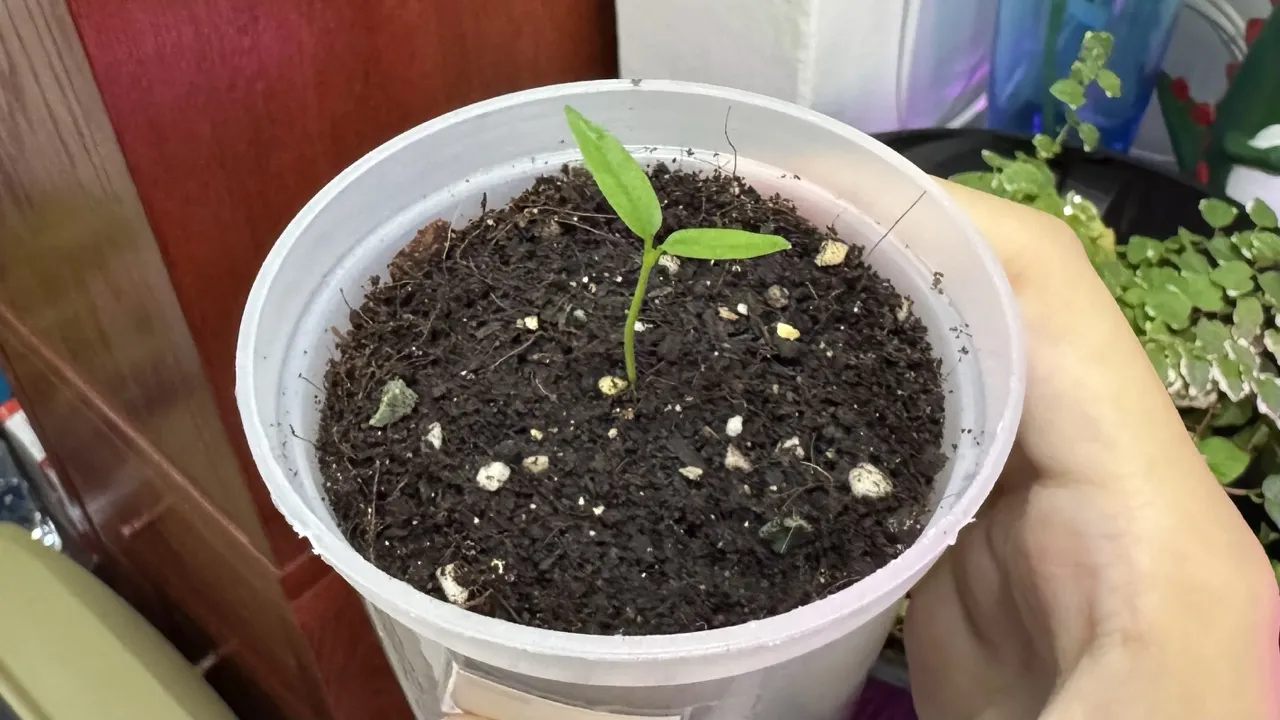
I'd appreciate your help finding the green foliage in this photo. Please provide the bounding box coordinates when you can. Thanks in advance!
[1197,436,1251,485]
[563,106,790,387]
[951,30,1280,583]
[659,228,791,260]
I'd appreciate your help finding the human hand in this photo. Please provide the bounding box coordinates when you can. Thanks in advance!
[905,181,1280,719]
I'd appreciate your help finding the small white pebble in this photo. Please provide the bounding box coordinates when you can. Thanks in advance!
[658,255,681,275]
[896,296,914,322]
[490,559,505,575]
[614,275,623,282]
[736,303,749,315]
[572,308,588,322]
[679,466,704,480]
[529,503,537,510]
[588,530,597,537]
[717,306,740,321]
[725,444,753,472]
[522,455,550,474]
[598,375,629,396]
[476,461,511,492]
[435,563,469,605]
[578,496,586,506]
[815,239,850,267]
[725,415,744,438]
[424,422,444,450]
[519,315,540,331]
[634,321,648,332]
[529,428,544,440]
[776,322,800,340]
[778,436,805,458]
[608,427,619,439]
[582,276,590,283]
[848,463,893,498]
[592,505,605,516]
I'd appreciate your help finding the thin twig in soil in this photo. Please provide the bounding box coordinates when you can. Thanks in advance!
[488,292,515,313]
[298,374,324,393]
[368,461,381,561]
[340,289,371,324]
[288,425,316,446]
[779,482,824,510]
[723,106,738,177]
[487,335,539,371]
[533,376,555,398]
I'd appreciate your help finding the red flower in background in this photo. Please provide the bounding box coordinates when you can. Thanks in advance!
[1246,18,1265,45]
[1169,76,1190,100]
[1195,161,1210,185]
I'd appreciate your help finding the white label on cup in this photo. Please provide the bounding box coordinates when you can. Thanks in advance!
[443,666,682,720]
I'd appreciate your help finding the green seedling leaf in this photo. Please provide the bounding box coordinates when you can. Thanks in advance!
[997,161,1055,198]
[1120,286,1147,307]
[1234,296,1265,341]
[1264,475,1280,530]
[1210,260,1254,295]
[368,377,418,428]
[1199,197,1239,230]
[563,105,662,242]
[1050,78,1086,109]
[1265,329,1280,361]
[1096,69,1122,98]
[1248,198,1279,229]
[1094,258,1134,297]
[1082,29,1115,58]
[1197,435,1251,485]
[658,228,791,260]
[1077,122,1100,151]
[1180,353,1216,401]
[1225,338,1261,375]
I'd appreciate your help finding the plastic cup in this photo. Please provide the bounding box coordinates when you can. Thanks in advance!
[237,80,1025,720]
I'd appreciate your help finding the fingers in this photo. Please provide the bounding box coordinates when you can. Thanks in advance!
[936,179,1210,489]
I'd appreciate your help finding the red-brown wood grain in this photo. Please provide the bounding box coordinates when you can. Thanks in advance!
[68,0,617,575]
[64,2,617,715]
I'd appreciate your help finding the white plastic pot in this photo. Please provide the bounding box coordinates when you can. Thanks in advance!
[237,80,1025,720]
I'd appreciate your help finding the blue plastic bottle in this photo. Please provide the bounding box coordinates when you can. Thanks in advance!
[988,0,1183,152]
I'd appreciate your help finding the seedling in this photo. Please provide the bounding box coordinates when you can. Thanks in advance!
[563,106,791,387]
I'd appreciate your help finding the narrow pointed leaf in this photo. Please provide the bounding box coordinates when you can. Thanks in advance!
[658,228,791,260]
[563,105,662,242]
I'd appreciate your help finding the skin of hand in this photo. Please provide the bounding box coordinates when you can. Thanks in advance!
[905,181,1280,719]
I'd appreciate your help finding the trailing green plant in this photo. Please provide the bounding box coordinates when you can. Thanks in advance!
[563,106,791,388]
[952,30,1280,585]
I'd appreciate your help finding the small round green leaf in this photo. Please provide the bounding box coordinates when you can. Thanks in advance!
[1242,229,1280,264]
[1124,235,1163,264]
[1077,122,1100,151]
[1173,249,1212,275]
[1143,288,1192,329]
[564,105,663,242]
[1233,296,1265,341]
[1199,197,1239,230]
[1263,475,1280,529]
[1193,318,1232,351]
[1209,260,1254,295]
[658,228,792,260]
[1207,234,1245,264]
[1050,78,1086,109]
[1182,271,1224,312]
[1196,435,1251,485]
[1248,198,1278,229]
[1096,69,1122,98]
[1256,373,1280,425]
[1032,134,1059,159]
[1257,271,1280,306]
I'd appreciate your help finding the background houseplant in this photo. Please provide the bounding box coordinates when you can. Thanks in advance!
[957,30,1280,584]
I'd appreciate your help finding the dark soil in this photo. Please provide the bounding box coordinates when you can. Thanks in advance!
[316,164,946,635]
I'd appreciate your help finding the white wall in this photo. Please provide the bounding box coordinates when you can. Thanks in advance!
[618,0,1273,158]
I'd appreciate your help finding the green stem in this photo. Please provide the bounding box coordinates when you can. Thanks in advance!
[624,247,660,386]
